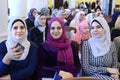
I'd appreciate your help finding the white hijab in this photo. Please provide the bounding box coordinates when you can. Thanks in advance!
[88,17,111,57]
[6,18,30,61]
[34,14,46,32]
[34,14,46,41]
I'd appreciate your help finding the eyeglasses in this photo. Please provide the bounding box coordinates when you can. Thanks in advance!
[50,26,62,30]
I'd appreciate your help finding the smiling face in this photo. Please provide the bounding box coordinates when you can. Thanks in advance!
[11,21,26,40]
[50,21,63,39]
[91,21,104,38]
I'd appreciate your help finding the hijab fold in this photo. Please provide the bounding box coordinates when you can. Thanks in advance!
[88,17,111,57]
[28,8,37,22]
[43,17,74,64]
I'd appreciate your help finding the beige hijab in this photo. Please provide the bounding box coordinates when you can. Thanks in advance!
[115,15,120,29]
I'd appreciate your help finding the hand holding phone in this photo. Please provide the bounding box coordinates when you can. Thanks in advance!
[15,43,25,52]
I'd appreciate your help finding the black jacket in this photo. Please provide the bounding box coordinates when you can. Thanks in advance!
[25,18,34,32]
[28,27,48,47]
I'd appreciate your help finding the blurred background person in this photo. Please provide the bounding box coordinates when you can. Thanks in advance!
[69,11,86,38]
[25,8,38,32]
[28,13,48,47]
[71,21,91,59]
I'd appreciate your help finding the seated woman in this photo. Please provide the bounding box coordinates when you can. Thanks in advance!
[28,13,48,47]
[71,21,91,59]
[34,17,81,79]
[81,17,119,80]
[0,18,37,80]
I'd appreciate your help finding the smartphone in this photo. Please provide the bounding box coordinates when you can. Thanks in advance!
[15,43,25,52]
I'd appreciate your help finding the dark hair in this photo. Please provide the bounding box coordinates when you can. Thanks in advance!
[91,19,103,28]
[96,0,100,4]
[38,12,46,17]
[12,19,25,28]
[95,6,102,11]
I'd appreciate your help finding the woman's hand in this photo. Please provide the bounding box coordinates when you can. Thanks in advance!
[107,67,119,79]
[107,68,119,75]
[111,74,119,80]
[59,70,73,79]
[0,74,11,80]
[2,46,24,64]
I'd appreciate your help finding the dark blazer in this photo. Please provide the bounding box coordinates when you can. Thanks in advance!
[25,18,34,32]
[28,27,48,47]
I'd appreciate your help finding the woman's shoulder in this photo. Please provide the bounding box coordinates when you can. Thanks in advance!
[113,36,120,43]
[30,42,38,49]
[25,18,29,21]
[39,43,50,51]
[30,27,39,31]
[0,40,6,47]
[29,27,40,36]
[0,40,7,53]
[28,42,38,56]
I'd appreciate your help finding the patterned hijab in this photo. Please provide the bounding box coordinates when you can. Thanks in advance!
[28,8,37,23]
[44,17,74,64]
[88,17,111,57]
[6,18,30,60]
[71,21,91,44]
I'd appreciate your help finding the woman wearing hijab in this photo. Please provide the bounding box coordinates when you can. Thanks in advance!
[71,21,91,44]
[0,18,37,80]
[28,13,48,47]
[34,17,81,79]
[69,11,85,38]
[71,21,91,59]
[25,8,38,32]
[81,17,119,80]
[50,9,58,18]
